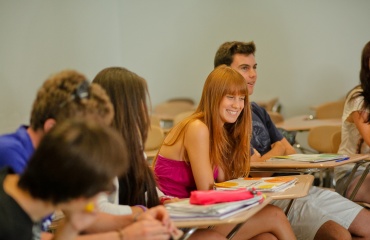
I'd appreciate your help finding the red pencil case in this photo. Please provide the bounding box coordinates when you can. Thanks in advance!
[189,188,262,205]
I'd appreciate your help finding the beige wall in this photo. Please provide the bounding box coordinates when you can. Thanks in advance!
[1,0,370,134]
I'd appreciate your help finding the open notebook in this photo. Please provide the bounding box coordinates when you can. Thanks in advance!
[267,154,349,163]
[214,176,297,192]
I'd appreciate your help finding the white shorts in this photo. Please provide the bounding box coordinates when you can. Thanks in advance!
[272,186,362,240]
[335,169,365,197]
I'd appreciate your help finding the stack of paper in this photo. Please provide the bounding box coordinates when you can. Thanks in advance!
[214,176,298,192]
[267,154,349,163]
[165,195,263,220]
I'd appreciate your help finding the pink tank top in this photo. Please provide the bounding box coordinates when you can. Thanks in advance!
[154,154,219,198]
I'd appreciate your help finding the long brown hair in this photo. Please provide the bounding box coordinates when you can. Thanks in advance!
[156,65,251,180]
[350,41,370,123]
[93,67,159,207]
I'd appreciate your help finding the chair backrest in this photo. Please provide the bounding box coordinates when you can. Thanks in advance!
[145,125,165,151]
[314,99,345,119]
[144,125,165,162]
[308,125,342,153]
[166,97,195,105]
[331,130,342,153]
[154,101,195,118]
[150,115,161,127]
[267,111,284,124]
[255,97,282,113]
[173,110,195,125]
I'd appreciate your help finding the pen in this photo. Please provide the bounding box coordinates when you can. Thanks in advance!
[335,157,350,162]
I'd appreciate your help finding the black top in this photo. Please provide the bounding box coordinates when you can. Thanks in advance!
[0,167,42,240]
[251,102,283,155]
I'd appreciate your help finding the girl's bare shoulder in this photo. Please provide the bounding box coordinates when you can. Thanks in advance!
[186,119,209,138]
[187,119,208,130]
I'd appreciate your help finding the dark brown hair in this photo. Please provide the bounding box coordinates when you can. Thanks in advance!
[349,41,370,123]
[19,119,128,204]
[93,67,159,207]
[214,41,256,68]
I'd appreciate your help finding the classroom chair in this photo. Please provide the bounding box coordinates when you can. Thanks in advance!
[173,110,195,125]
[312,99,345,119]
[267,111,284,124]
[308,125,342,188]
[145,125,165,164]
[166,97,195,105]
[308,125,342,153]
[255,97,282,113]
[150,115,161,127]
[154,101,194,117]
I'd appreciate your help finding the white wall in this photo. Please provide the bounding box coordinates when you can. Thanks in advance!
[1,0,370,134]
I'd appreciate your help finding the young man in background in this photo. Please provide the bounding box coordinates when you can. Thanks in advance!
[214,41,370,240]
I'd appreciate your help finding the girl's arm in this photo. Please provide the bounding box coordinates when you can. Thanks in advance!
[352,111,370,146]
[184,120,215,191]
[97,177,143,215]
[53,207,180,240]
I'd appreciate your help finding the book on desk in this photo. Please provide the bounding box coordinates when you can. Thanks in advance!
[214,176,297,192]
[267,154,349,163]
[165,194,263,220]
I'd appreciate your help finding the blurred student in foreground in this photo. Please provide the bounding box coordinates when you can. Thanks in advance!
[0,119,180,240]
[0,70,182,240]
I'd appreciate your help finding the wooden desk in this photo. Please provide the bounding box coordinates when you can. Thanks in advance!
[275,115,342,155]
[275,115,341,132]
[266,175,314,217]
[266,175,313,200]
[172,197,272,240]
[251,154,370,201]
[173,197,272,229]
[175,197,272,240]
[250,154,369,173]
[173,175,313,239]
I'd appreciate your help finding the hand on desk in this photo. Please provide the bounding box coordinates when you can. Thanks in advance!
[162,197,180,205]
[251,142,287,163]
[250,137,296,178]
[125,205,183,240]
[251,149,273,177]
